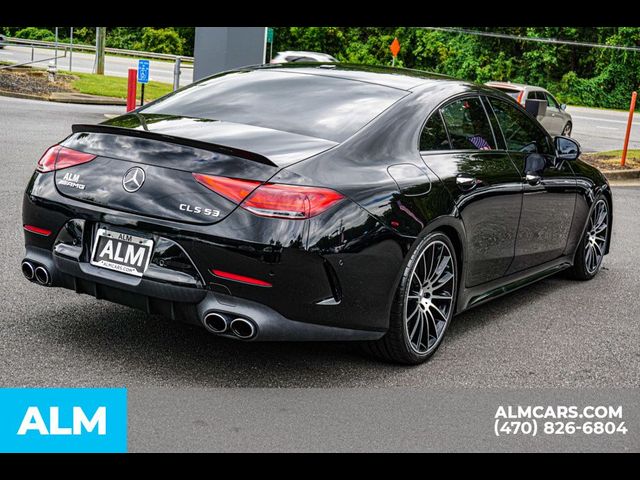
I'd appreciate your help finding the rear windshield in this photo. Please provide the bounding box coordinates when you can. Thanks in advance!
[141,70,407,142]
[491,86,521,99]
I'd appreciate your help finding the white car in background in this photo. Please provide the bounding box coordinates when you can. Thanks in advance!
[486,81,573,137]
[270,51,338,64]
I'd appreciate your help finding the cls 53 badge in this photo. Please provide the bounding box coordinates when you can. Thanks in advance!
[179,203,220,217]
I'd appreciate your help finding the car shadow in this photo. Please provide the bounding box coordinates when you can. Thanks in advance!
[25,272,572,388]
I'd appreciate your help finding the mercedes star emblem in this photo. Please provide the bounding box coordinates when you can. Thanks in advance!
[122,167,146,193]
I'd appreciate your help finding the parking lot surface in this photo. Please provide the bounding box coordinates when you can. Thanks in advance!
[1,96,638,390]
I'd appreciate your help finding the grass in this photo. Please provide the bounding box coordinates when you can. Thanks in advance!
[581,149,640,170]
[63,71,173,101]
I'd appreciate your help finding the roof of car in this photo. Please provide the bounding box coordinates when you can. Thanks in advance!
[277,51,334,57]
[485,81,546,91]
[251,63,461,91]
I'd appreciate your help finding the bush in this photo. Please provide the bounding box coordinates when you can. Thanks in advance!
[134,28,184,55]
[15,27,55,42]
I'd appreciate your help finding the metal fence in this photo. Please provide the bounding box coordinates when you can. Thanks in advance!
[1,37,193,90]
[4,37,194,62]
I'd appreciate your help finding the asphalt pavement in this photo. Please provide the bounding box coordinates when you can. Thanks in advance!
[0,95,637,390]
[0,96,638,451]
[0,45,193,85]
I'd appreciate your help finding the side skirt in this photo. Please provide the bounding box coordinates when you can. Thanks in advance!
[456,256,573,313]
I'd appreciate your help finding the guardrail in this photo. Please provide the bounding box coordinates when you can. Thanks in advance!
[2,37,193,90]
[4,37,194,63]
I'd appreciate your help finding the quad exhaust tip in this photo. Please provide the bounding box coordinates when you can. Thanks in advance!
[230,318,256,340]
[203,312,228,334]
[21,261,35,281]
[34,266,51,286]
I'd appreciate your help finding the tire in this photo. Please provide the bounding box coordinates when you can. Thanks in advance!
[562,122,572,137]
[569,195,610,280]
[361,232,458,365]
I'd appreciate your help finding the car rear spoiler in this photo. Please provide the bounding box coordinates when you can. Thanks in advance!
[71,123,277,167]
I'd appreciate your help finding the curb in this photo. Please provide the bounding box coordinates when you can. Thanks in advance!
[601,169,640,180]
[49,93,126,106]
[0,88,126,106]
[0,89,49,101]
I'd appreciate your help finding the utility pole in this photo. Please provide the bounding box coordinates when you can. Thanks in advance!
[95,27,106,75]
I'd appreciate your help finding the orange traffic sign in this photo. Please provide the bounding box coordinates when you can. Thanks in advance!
[390,37,400,57]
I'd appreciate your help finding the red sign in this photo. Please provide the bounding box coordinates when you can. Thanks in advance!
[390,37,401,57]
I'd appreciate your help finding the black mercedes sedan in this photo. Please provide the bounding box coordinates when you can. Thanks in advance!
[21,64,612,364]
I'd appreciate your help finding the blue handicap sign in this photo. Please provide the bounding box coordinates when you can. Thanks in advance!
[137,59,150,84]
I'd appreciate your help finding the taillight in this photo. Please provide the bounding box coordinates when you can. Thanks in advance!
[193,173,344,219]
[36,145,96,173]
[193,174,260,203]
[516,91,524,104]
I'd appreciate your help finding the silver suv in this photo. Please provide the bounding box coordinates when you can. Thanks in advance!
[485,82,572,137]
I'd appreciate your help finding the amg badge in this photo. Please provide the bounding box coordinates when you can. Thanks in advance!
[58,172,86,190]
[179,203,220,217]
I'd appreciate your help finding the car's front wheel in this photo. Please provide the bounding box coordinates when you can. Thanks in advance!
[362,232,458,364]
[562,121,572,136]
[569,196,610,280]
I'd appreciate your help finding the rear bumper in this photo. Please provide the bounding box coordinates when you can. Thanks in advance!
[22,245,384,342]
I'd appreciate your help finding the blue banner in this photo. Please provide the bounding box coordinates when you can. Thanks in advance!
[0,388,127,453]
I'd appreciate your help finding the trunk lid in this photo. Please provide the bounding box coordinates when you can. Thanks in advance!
[55,114,336,225]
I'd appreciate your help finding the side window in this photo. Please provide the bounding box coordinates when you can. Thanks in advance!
[488,98,552,154]
[545,93,559,108]
[440,97,496,150]
[527,91,537,100]
[420,112,451,151]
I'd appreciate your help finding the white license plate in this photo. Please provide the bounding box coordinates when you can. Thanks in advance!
[90,228,154,277]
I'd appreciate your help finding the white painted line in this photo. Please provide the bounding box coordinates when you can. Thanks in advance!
[595,126,619,130]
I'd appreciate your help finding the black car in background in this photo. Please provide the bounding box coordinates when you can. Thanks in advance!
[21,64,612,364]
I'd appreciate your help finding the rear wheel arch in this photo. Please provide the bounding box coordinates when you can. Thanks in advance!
[601,188,613,254]
[417,217,466,281]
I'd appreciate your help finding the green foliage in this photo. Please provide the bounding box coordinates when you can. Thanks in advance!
[272,27,640,109]
[14,27,56,41]
[134,28,184,55]
[105,27,141,49]
[71,27,95,45]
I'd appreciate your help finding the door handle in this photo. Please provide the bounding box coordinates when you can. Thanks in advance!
[525,173,542,186]
[456,174,477,191]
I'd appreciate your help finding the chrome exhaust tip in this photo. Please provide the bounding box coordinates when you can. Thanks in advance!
[203,312,229,334]
[230,318,257,340]
[21,261,35,281]
[34,266,51,286]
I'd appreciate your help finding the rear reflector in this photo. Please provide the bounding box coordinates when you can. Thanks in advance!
[23,224,52,236]
[193,173,344,219]
[37,145,96,173]
[211,269,272,287]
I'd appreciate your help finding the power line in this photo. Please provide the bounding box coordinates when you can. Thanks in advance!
[423,27,640,52]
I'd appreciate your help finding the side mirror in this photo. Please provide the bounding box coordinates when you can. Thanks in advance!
[525,99,547,117]
[555,136,580,161]
[560,103,567,111]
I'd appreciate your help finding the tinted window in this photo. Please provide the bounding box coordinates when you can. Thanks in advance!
[286,56,316,62]
[440,97,496,150]
[545,93,559,108]
[141,70,406,142]
[420,112,450,151]
[528,91,546,100]
[488,98,552,154]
